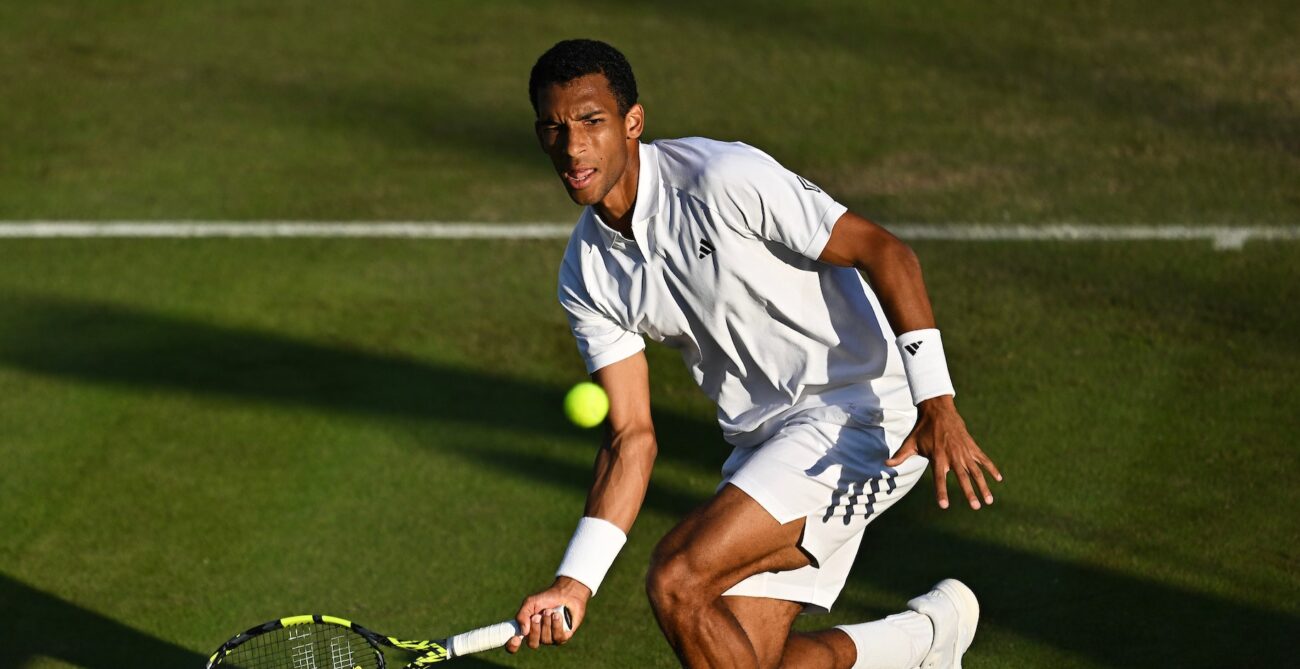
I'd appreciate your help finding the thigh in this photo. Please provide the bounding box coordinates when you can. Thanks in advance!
[653,483,812,596]
[725,420,926,567]
[720,419,928,612]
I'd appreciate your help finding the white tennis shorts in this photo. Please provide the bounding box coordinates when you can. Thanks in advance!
[720,408,927,613]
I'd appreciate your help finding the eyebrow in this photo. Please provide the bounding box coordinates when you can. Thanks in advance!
[537,108,607,126]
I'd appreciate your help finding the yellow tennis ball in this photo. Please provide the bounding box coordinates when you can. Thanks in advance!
[564,382,609,428]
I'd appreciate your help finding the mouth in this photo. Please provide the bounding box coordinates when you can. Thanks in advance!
[563,167,596,190]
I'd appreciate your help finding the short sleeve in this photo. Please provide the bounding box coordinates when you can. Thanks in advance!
[717,148,848,260]
[558,249,646,374]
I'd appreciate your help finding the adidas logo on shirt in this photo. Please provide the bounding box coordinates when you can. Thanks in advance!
[796,175,822,193]
[904,341,924,356]
[698,239,715,259]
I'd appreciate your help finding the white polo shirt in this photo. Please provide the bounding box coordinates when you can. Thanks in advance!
[558,137,915,447]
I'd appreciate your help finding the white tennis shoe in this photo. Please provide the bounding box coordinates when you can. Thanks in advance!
[907,578,980,669]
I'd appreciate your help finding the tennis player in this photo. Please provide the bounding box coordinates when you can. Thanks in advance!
[507,39,1003,669]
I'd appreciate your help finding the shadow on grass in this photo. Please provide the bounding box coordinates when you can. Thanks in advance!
[2,293,1296,665]
[0,294,719,511]
[0,572,204,667]
[649,1,1297,158]
[853,509,1300,667]
[0,571,515,668]
[228,71,539,170]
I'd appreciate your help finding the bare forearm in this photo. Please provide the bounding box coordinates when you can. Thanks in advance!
[584,427,657,533]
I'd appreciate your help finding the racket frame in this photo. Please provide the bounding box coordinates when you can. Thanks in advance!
[204,613,450,669]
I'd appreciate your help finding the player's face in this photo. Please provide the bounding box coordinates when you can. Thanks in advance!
[535,73,643,208]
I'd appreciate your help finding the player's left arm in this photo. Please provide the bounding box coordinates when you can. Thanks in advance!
[819,210,1004,510]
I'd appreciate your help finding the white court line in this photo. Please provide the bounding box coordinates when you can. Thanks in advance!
[0,222,572,239]
[1,221,1298,250]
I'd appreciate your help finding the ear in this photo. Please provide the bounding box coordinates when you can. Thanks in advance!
[624,103,645,140]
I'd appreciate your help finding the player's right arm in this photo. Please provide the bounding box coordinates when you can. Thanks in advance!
[507,351,657,653]
[585,351,657,533]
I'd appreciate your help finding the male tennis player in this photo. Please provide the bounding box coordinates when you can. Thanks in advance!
[507,39,1003,669]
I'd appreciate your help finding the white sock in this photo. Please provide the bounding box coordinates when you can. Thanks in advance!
[836,611,934,669]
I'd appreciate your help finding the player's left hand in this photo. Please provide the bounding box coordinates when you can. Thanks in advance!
[886,395,1003,510]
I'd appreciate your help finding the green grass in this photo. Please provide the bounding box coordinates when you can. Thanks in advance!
[1,239,1296,667]
[0,1,1297,668]
[0,1,1296,222]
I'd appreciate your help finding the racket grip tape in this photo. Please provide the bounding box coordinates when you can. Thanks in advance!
[447,606,571,657]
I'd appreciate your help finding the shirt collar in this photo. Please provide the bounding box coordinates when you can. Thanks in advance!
[592,141,661,252]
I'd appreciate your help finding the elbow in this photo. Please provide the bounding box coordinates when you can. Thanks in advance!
[893,238,922,275]
[607,425,658,461]
[856,233,921,276]
[628,429,659,462]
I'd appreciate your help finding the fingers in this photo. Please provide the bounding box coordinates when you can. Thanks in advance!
[515,602,535,639]
[543,610,569,646]
[885,436,918,467]
[908,407,1004,510]
[526,607,572,648]
[970,460,993,506]
[953,460,980,510]
[550,608,573,644]
[528,613,544,649]
[983,454,1004,483]
[932,455,950,509]
[510,600,533,654]
[511,601,573,653]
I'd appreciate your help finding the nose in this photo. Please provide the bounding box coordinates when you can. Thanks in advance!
[562,124,590,159]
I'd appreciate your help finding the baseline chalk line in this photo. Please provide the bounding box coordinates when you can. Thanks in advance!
[1,222,1297,250]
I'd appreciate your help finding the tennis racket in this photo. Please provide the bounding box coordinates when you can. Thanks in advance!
[205,607,571,668]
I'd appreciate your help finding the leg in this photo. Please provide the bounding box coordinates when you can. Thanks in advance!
[720,596,803,669]
[654,420,938,668]
[646,484,811,669]
[722,596,857,669]
[783,630,858,669]
[721,592,941,669]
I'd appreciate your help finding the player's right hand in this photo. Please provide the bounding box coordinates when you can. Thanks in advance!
[506,576,590,653]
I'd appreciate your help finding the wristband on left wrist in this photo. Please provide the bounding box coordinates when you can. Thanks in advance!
[896,328,956,405]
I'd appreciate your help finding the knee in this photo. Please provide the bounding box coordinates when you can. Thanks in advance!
[645,540,709,615]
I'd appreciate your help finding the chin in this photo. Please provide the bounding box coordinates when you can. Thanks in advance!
[566,187,603,207]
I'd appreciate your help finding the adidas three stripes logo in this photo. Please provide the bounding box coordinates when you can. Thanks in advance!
[697,239,715,259]
[904,341,924,356]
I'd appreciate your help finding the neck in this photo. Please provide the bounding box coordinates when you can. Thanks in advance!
[594,142,640,236]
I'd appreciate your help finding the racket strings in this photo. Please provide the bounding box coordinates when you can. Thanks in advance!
[218,623,382,669]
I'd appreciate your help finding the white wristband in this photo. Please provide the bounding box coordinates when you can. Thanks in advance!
[896,328,956,405]
[556,516,627,596]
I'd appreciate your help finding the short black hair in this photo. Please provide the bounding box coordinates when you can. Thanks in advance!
[529,39,638,116]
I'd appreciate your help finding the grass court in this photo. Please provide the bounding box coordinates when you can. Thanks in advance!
[1,2,1296,667]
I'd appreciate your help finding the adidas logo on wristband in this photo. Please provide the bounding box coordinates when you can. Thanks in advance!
[897,329,955,404]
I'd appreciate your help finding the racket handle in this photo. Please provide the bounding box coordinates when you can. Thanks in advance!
[446,606,571,658]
